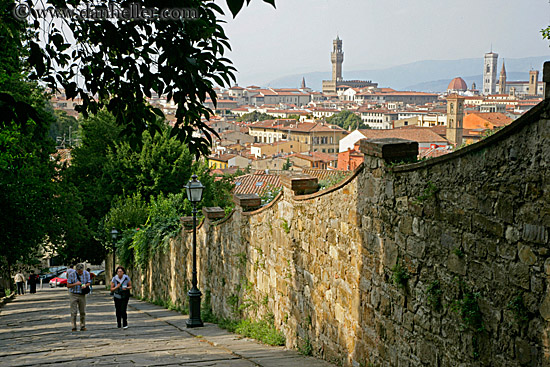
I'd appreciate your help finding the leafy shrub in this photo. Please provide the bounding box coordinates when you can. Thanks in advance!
[450,284,484,332]
[130,193,188,269]
[298,336,313,356]
[281,219,290,234]
[235,316,286,346]
[427,280,443,311]
[391,261,410,288]
[507,294,530,323]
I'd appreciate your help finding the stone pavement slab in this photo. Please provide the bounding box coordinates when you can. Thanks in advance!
[0,287,335,367]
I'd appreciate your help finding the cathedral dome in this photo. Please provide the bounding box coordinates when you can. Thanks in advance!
[447,77,467,91]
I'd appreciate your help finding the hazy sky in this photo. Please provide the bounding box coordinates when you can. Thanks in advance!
[218,0,550,86]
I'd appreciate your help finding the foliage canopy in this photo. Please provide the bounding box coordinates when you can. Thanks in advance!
[21,0,276,157]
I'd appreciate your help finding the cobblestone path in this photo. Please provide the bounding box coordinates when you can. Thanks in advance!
[0,288,334,367]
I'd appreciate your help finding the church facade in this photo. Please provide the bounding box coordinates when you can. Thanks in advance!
[483,51,543,96]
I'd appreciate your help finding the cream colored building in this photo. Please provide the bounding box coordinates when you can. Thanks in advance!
[248,119,348,154]
[250,140,309,158]
[393,114,447,128]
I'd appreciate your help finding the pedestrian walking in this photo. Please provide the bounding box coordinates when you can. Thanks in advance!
[14,272,25,295]
[27,271,38,294]
[110,266,132,329]
[67,263,91,331]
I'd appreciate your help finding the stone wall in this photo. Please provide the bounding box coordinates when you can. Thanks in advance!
[126,99,550,366]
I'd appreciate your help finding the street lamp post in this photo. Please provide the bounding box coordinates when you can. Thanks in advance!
[110,228,118,277]
[185,174,205,328]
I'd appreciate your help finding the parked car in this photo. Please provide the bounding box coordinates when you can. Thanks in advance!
[49,272,68,287]
[40,266,67,283]
[91,269,105,285]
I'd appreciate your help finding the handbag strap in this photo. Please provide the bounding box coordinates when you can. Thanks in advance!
[76,272,88,285]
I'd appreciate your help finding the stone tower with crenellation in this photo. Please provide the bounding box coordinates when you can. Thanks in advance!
[322,36,377,94]
[331,36,344,82]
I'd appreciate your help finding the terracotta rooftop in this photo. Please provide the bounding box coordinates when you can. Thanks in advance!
[447,77,467,91]
[429,125,485,138]
[463,112,513,129]
[358,128,448,144]
[208,153,236,162]
[249,119,297,129]
[233,173,281,196]
[290,152,337,162]
[301,169,349,181]
[211,167,241,176]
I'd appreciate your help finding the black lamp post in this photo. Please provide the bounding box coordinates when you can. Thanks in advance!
[110,228,118,277]
[185,174,205,328]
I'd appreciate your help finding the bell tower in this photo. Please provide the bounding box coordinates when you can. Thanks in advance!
[331,36,344,82]
[483,51,498,95]
[529,70,539,96]
[499,60,507,94]
[446,94,465,147]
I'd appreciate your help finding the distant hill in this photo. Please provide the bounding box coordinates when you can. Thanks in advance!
[267,56,549,92]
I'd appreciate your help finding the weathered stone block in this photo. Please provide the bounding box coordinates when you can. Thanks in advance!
[510,263,531,289]
[518,244,537,266]
[406,237,426,258]
[359,138,419,163]
[280,175,319,195]
[447,253,466,275]
[202,206,225,220]
[473,213,504,237]
[522,223,548,244]
[233,194,261,210]
[539,291,550,321]
[515,339,535,365]
[180,216,194,229]
[382,239,398,268]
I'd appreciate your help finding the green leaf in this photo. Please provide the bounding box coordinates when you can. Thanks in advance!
[226,0,246,18]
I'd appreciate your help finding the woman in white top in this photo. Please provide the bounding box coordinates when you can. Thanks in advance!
[110,266,132,329]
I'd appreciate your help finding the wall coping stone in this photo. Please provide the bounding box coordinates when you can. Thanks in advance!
[359,138,419,163]
[182,216,204,233]
[392,99,549,173]
[280,175,319,195]
[202,206,225,220]
[233,194,261,211]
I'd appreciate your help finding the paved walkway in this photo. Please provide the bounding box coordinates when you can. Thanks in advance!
[0,287,334,367]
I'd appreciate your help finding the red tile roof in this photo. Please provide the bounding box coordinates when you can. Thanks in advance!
[357,128,448,144]
[301,169,349,181]
[208,154,236,162]
[464,112,513,128]
[290,152,337,162]
[233,173,281,196]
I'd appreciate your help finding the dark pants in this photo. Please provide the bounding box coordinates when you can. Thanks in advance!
[16,282,25,295]
[114,297,129,327]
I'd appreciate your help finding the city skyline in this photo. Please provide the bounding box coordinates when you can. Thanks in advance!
[219,0,550,86]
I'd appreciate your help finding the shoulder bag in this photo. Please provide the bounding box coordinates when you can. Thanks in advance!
[76,273,90,295]
[113,276,130,299]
